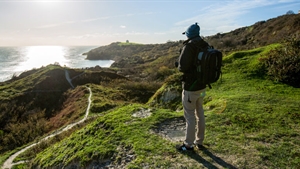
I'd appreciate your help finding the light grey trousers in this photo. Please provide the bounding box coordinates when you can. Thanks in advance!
[182,89,206,146]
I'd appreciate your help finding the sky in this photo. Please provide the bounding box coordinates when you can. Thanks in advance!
[0,0,299,46]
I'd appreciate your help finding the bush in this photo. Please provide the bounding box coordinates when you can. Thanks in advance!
[100,79,162,103]
[260,39,300,87]
[156,66,174,80]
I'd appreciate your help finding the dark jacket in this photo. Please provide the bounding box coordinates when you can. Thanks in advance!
[178,36,209,91]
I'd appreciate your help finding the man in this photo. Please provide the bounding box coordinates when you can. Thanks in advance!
[176,23,209,151]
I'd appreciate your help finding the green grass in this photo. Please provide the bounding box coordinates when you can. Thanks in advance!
[3,44,300,168]
[203,44,300,168]
[33,104,181,168]
[0,64,65,100]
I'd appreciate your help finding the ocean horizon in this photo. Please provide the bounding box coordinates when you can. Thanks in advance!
[0,46,114,82]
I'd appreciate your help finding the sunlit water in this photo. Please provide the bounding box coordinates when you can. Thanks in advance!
[0,46,114,82]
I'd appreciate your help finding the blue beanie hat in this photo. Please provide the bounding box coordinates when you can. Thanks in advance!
[182,23,200,39]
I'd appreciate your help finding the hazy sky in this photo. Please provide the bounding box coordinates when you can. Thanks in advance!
[0,0,299,46]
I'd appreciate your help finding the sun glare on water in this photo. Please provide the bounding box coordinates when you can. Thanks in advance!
[16,46,68,71]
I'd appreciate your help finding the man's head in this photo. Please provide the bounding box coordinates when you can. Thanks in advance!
[182,23,200,39]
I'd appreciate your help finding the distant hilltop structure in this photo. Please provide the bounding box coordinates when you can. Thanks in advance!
[299,10,300,14]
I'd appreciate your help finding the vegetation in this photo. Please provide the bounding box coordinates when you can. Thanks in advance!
[206,13,300,53]
[1,14,300,169]
[30,104,180,168]
[1,42,299,169]
[259,39,300,87]
[202,45,300,168]
[0,64,161,157]
[117,41,143,46]
[0,65,70,153]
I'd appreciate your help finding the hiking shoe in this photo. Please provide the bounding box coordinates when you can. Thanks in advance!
[176,144,194,151]
[195,144,205,150]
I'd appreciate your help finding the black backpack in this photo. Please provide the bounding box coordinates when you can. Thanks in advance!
[194,46,222,89]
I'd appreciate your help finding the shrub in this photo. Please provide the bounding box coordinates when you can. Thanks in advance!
[156,66,174,80]
[100,79,162,103]
[260,39,300,87]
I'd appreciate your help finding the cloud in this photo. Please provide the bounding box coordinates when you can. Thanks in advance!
[175,0,296,35]
[56,31,147,40]
[81,16,110,22]
[278,0,295,2]
[35,11,158,30]
[154,32,166,35]
[38,23,61,29]
[56,33,100,40]
[120,25,126,29]
[125,31,148,35]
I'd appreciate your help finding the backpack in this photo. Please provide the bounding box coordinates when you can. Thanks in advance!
[194,46,222,89]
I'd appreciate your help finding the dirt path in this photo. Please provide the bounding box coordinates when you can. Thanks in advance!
[2,80,92,169]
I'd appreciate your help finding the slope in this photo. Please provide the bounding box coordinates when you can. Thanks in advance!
[15,44,300,169]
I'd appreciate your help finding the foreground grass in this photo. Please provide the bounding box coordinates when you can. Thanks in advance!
[203,45,300,168]
[32,104,181,168]
[6,44,300,168]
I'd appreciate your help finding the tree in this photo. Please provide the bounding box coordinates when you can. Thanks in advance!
[286,10,295,15]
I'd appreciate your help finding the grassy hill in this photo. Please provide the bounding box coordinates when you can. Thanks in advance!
[0,43,299,168]
[206,13,300,53]
[86,13,300,63]
[83,13,300,84]
[0,65,159,155]
[0,14,300,169]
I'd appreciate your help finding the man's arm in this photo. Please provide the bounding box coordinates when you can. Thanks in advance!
[178,44,194,73]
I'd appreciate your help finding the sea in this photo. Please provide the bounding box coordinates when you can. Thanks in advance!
[0,46,114,82]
